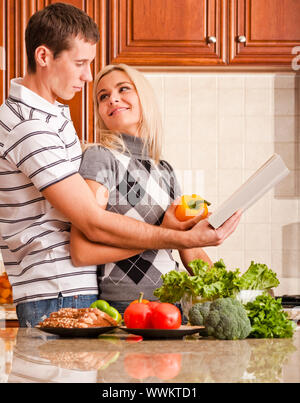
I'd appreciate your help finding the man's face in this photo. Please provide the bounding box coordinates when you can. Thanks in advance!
[46,36,96,102]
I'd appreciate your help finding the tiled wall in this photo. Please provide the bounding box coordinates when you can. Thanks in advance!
[145,71,300,296]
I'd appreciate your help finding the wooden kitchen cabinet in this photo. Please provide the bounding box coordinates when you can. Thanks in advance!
[1,0,299,142]
[109,0,300,67]
[109,0,227,66]
[230,0,300,65]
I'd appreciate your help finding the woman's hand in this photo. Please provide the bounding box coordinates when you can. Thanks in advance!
[161,198,206,231]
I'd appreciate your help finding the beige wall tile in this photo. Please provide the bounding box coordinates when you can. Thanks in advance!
[274,74,297,89]
[274,89,296,116]
[164,115,190,143]
[276,278,300,296]
[244,143,274,170]
[155,71,299,295]
[244,194,271,223]
[271,199,299,223]
[218,75,244,89]
[271,223,284,251]
[192,142,217,170]
[218,169,243,197]
[274,116,296,142]
[275,142,296,170]
[218,88,244,116]
[274,170,298,198]
[245,88,272,116]
[218,142,243,169]
[191,75,217,90]
[245,223,271,251]
[164,76,190,117]
[204,246,219,263]
[145,74,164,113]
[203,168,218,198]
[245,74,273,89]
[219,116,244,143]
[162,142,191,170]
[191,88,217,116]
[192,115,217,143]
[217,222,244,251]
[245,116,273,143]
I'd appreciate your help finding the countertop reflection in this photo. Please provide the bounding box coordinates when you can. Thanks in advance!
[2,327,300,383]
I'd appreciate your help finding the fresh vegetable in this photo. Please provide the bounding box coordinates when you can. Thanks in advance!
[124,298,152,329]
[188,297,252,340]
[238,261,279,290]
[175,194,210,222]
[151,303,181,329]
[90,299,122,323]
[124,293,181,329]
[154,259,241,303]
[154,259,280,304]
[0,272,13,304]
[245,294,296,338]
[188,301,211,326]
[124,353,182,380]
[129,295,150,305]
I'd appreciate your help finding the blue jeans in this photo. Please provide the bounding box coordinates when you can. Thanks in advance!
[16,293,98,328]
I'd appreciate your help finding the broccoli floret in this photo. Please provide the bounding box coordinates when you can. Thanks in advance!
[188,297,252,340]
[188,301,211,326]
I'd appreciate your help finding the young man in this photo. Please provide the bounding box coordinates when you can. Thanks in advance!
[0,3,241,327]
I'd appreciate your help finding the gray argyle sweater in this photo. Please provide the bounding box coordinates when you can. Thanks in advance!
[79,133,181,301]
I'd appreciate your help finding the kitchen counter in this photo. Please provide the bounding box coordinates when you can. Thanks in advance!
[1,326,299,383]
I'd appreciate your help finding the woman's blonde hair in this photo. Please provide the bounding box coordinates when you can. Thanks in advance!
[88,63,163,163]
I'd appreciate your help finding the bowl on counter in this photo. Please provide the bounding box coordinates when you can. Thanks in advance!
[180,293,209,321]
[236,290,265,304]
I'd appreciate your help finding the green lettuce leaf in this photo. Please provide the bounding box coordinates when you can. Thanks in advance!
[245,294,296,338]
[239,261,279,290]
[153,259,241,303]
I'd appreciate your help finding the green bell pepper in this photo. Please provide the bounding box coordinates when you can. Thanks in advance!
[90,299,122,323]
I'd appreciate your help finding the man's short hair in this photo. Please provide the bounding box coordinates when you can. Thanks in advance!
[25,2,100,73]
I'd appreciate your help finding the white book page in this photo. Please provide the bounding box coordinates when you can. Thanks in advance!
[208,154,290,229]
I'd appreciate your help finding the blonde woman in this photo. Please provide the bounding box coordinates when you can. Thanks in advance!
[69,64,213,314]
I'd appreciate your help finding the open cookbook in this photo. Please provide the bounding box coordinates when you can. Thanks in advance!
[208,154,290,229]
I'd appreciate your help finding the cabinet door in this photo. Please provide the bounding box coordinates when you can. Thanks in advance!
[109,0,227,66]
[230,0,300,65]
[0,0,106,142]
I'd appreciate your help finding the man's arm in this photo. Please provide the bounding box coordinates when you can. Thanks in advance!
[179,248,213,275]
[42,173,242,250]
[70,178,143,266]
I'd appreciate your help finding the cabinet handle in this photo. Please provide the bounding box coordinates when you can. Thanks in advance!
[207,36,217,43]
[237,35,246,43]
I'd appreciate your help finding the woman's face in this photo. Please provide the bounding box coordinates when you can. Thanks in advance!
[96,70,141,136]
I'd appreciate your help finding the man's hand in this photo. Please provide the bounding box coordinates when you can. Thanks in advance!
[185,210,242,248]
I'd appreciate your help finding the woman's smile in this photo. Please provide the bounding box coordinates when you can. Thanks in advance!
[97,70,141,136]
[108,106,130,116]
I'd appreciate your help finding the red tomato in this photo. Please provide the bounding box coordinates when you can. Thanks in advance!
[124,354,153,380]
[147,301,161,327]
[153,353,182,380]
[124,303,152,329]
[147,301,161,311]
[151,303,182,329]
[129,292,149,305]
[130,298,150,305]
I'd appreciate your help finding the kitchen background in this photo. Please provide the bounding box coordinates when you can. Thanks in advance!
[0,0,299,298]
[144,71,300,296]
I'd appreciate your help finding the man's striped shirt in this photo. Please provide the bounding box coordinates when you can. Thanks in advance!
[0,78,97,304]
